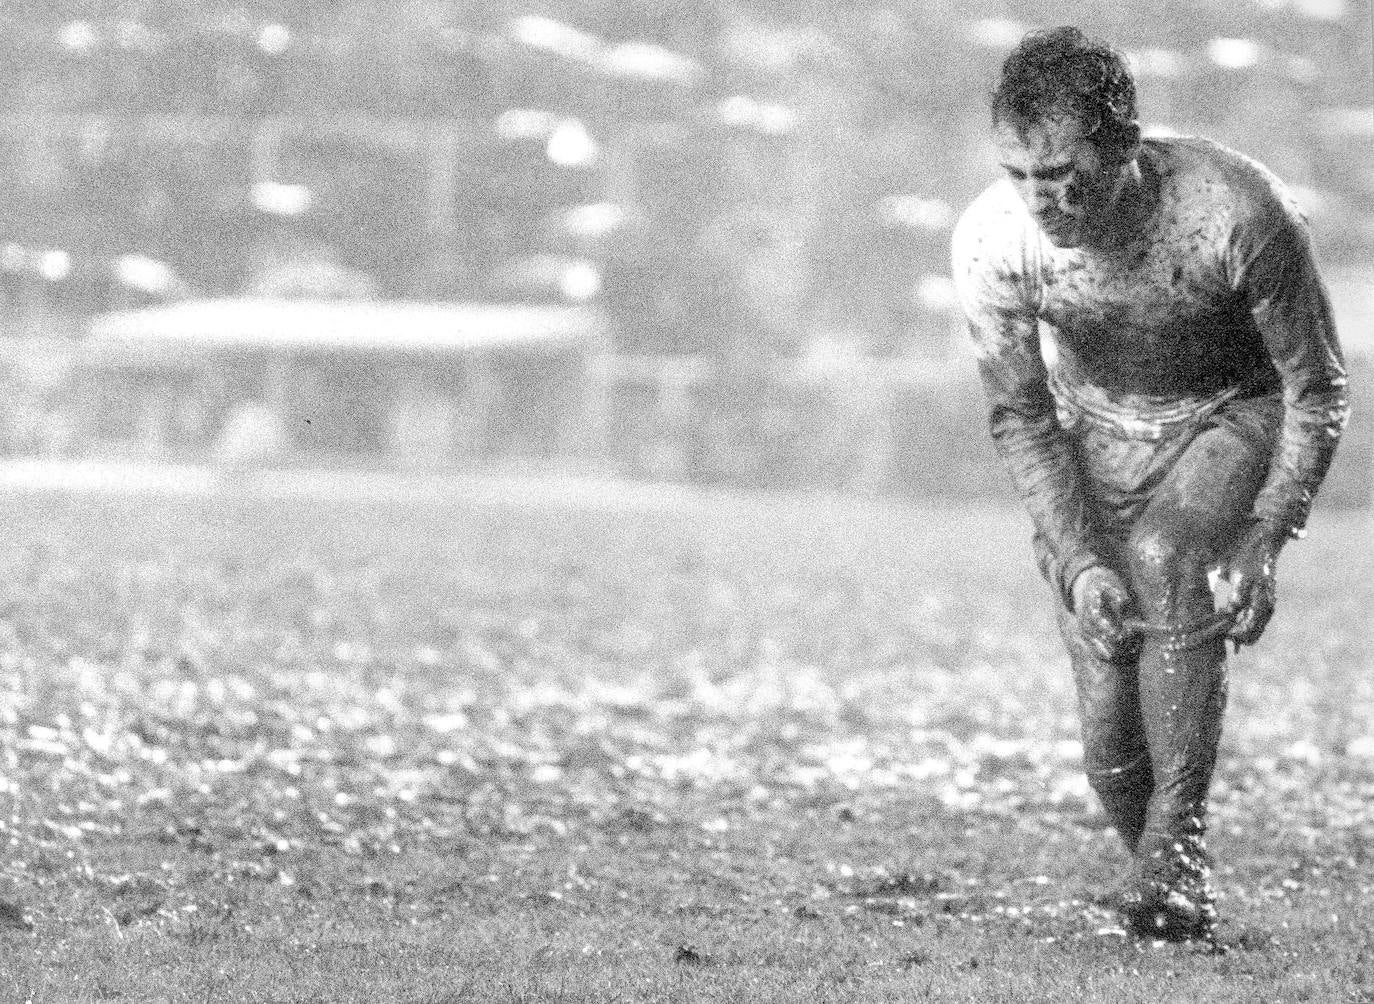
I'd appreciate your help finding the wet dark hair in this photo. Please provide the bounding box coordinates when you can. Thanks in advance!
[992,26,1138,152]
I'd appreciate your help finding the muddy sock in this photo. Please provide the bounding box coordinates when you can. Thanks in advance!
[1129,631,1227,937]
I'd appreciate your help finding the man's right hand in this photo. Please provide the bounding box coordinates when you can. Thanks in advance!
[1071,566,1138,662]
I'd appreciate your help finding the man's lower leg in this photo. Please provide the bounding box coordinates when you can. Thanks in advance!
[1085,752,1154,854]
[1126,627,1227,940]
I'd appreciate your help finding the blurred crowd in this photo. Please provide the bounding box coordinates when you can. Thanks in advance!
[0,2,1368,349]
[0,2,1368,488]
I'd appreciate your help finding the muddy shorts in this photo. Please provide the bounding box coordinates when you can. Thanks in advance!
[1062,390,1284,550]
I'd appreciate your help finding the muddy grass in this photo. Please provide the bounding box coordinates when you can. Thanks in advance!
[0,489,1369,1002]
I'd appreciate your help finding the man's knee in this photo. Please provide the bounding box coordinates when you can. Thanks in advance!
[1125,521,1212,597]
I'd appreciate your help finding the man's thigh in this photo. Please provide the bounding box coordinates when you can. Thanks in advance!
[1135,422,1274,562]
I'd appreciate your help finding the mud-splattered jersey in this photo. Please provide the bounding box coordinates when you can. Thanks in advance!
[951,136,1348,591]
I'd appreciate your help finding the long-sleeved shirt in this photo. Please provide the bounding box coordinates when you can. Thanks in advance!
[951,135,1349,592]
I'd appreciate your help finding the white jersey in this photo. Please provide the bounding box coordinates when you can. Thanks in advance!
[951,135,1347,539]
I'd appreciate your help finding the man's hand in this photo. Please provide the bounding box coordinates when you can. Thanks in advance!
[1222,520,1286,647]
[1071,565,1138,662]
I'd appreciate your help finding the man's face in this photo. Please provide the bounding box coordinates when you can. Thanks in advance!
[993,114,1129,249]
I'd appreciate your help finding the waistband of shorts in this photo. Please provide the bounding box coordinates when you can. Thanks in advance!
[1048,369,1242,442]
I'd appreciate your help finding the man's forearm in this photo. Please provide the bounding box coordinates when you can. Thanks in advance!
[1251,378,1349,537]
[1243,222,1350,538]
[986,391,1108,602]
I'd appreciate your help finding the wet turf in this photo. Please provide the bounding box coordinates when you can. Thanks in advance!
[0,490,1368,1002]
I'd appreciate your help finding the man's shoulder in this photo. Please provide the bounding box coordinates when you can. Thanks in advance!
[954,179,1028,235]
[1148,135,1306,231]
[951,180,1031,272]
[951,181,1038,318]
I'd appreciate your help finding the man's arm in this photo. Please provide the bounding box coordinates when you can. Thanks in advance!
[1222,190,1349,644]
[968,312,1111,604]
[950,197,1109,603]
[951,196,1136,658]
[1235,196,1350,539]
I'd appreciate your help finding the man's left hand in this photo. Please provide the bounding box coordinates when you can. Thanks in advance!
[1222,520,1287,647]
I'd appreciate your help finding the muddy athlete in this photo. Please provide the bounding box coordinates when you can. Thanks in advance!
[951,27,1348,940]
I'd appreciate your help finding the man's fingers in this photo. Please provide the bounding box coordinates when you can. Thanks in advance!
[1085,619,1122,660]
[1227,583,1276,646]
[1229,609,1262,646]
[1229,607,1273,646]
[1091,586,1126,627]
[1083,606,1130,661]
[1223,574,1253,614]
[1073,568,1138,662]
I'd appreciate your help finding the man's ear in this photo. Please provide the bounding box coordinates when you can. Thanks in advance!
[1114,122,1142,164]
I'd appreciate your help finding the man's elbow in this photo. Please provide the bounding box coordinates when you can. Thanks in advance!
[1284,368,1350,436]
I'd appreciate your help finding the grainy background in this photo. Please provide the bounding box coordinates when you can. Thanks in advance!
[0,4,1369,1001]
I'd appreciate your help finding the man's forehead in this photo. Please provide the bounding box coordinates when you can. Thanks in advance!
[993,114,1090,159]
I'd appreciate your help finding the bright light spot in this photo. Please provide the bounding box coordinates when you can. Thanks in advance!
[562,202,627,237]
[966,18,1031,49]
[754,103,798,135]
[1144,123,1185,138]
[423,712,468,734]
[717,95,758,129]
[114,255,176,294]
[1129,47,1186,79]
[600,42,702,84]
[1283,739,1322,766]
[1054,739,1084,761]
[258,23,292,55]
[716,96,798,135]
[1347,736,1374,758]
[251,181,312,216]
[1039,330,1060,367]
[495,108,558,141]
[39,250,71,283]
[878,195,953,230]
[508,15,600,63]
[560,262,602,301]
[546,119,598,168]
[916,275,958,312]
[59,20,99,52]
[531,764,564,784]
[1293,0,1345,19]
[1207,37,1262,70]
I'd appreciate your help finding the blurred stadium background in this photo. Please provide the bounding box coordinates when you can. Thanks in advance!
[0,1,1369,500]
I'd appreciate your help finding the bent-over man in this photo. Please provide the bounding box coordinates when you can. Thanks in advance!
[951,26,1349,940]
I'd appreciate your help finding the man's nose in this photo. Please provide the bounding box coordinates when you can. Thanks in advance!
[1023,182,1057,214]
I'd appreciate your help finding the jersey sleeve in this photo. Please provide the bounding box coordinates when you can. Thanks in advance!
[951,190,1109,603]
[1226,179,1350,537]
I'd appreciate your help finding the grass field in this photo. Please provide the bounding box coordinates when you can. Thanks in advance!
[0,483,1369,1003]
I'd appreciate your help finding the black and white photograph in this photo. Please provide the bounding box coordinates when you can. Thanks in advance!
[0,2,1369,1000]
